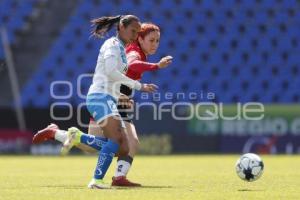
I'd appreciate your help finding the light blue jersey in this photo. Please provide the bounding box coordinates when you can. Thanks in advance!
[87,36,141,123]
[88,36,141,100]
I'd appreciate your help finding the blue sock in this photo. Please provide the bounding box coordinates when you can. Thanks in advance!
[94,139,119,179]
[80,134,108,151]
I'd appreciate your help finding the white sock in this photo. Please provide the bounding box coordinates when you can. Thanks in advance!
[54,130,68,143]
[114,160,131,177]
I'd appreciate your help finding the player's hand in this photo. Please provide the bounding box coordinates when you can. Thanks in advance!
[118,94,134,109]
[157,55,173,68]
[141,83,158,93]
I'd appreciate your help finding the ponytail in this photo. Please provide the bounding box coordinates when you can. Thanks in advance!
[91,15,122,38]
[91,15,140,39]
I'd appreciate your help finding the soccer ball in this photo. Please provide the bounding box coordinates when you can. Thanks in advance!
[235,153,264,182]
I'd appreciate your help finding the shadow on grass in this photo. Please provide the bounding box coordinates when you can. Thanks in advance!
[40,185,174,190]
[40,185,83,189]
[113,185,174,190]
[238,188,265,192]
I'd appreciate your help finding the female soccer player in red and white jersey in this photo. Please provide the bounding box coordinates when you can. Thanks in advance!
[33,22,172,187]
[87,23,172,186]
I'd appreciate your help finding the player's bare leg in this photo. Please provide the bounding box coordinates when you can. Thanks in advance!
[88,120,141,187]
[112,121,141,187]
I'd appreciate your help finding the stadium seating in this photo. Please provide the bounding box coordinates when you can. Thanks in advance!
[19,0,300,107]
[0,0,37,58]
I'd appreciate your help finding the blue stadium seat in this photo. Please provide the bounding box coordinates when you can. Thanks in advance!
[19,0,300,106]
[0,0,36,59]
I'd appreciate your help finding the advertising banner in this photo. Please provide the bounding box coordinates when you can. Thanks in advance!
[187,104,300,153]
[0,129,33,153]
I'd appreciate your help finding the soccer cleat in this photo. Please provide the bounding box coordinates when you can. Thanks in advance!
[60,127,81,155]
[111,176,141,187]
[32,123,59,144]
[88,178,110,189]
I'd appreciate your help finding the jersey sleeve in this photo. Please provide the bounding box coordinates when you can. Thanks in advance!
[103,45,119,59]
[104,54,142,90]
[102,42,120,74]
[127,51,159,73]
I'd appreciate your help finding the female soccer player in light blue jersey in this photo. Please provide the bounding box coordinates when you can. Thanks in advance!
[33,15,157,189]
[83,15,157,189]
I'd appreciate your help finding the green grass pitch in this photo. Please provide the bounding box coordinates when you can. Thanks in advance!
[1,155,299,200]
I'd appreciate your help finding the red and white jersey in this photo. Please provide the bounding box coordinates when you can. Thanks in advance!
[125,42,159,80]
